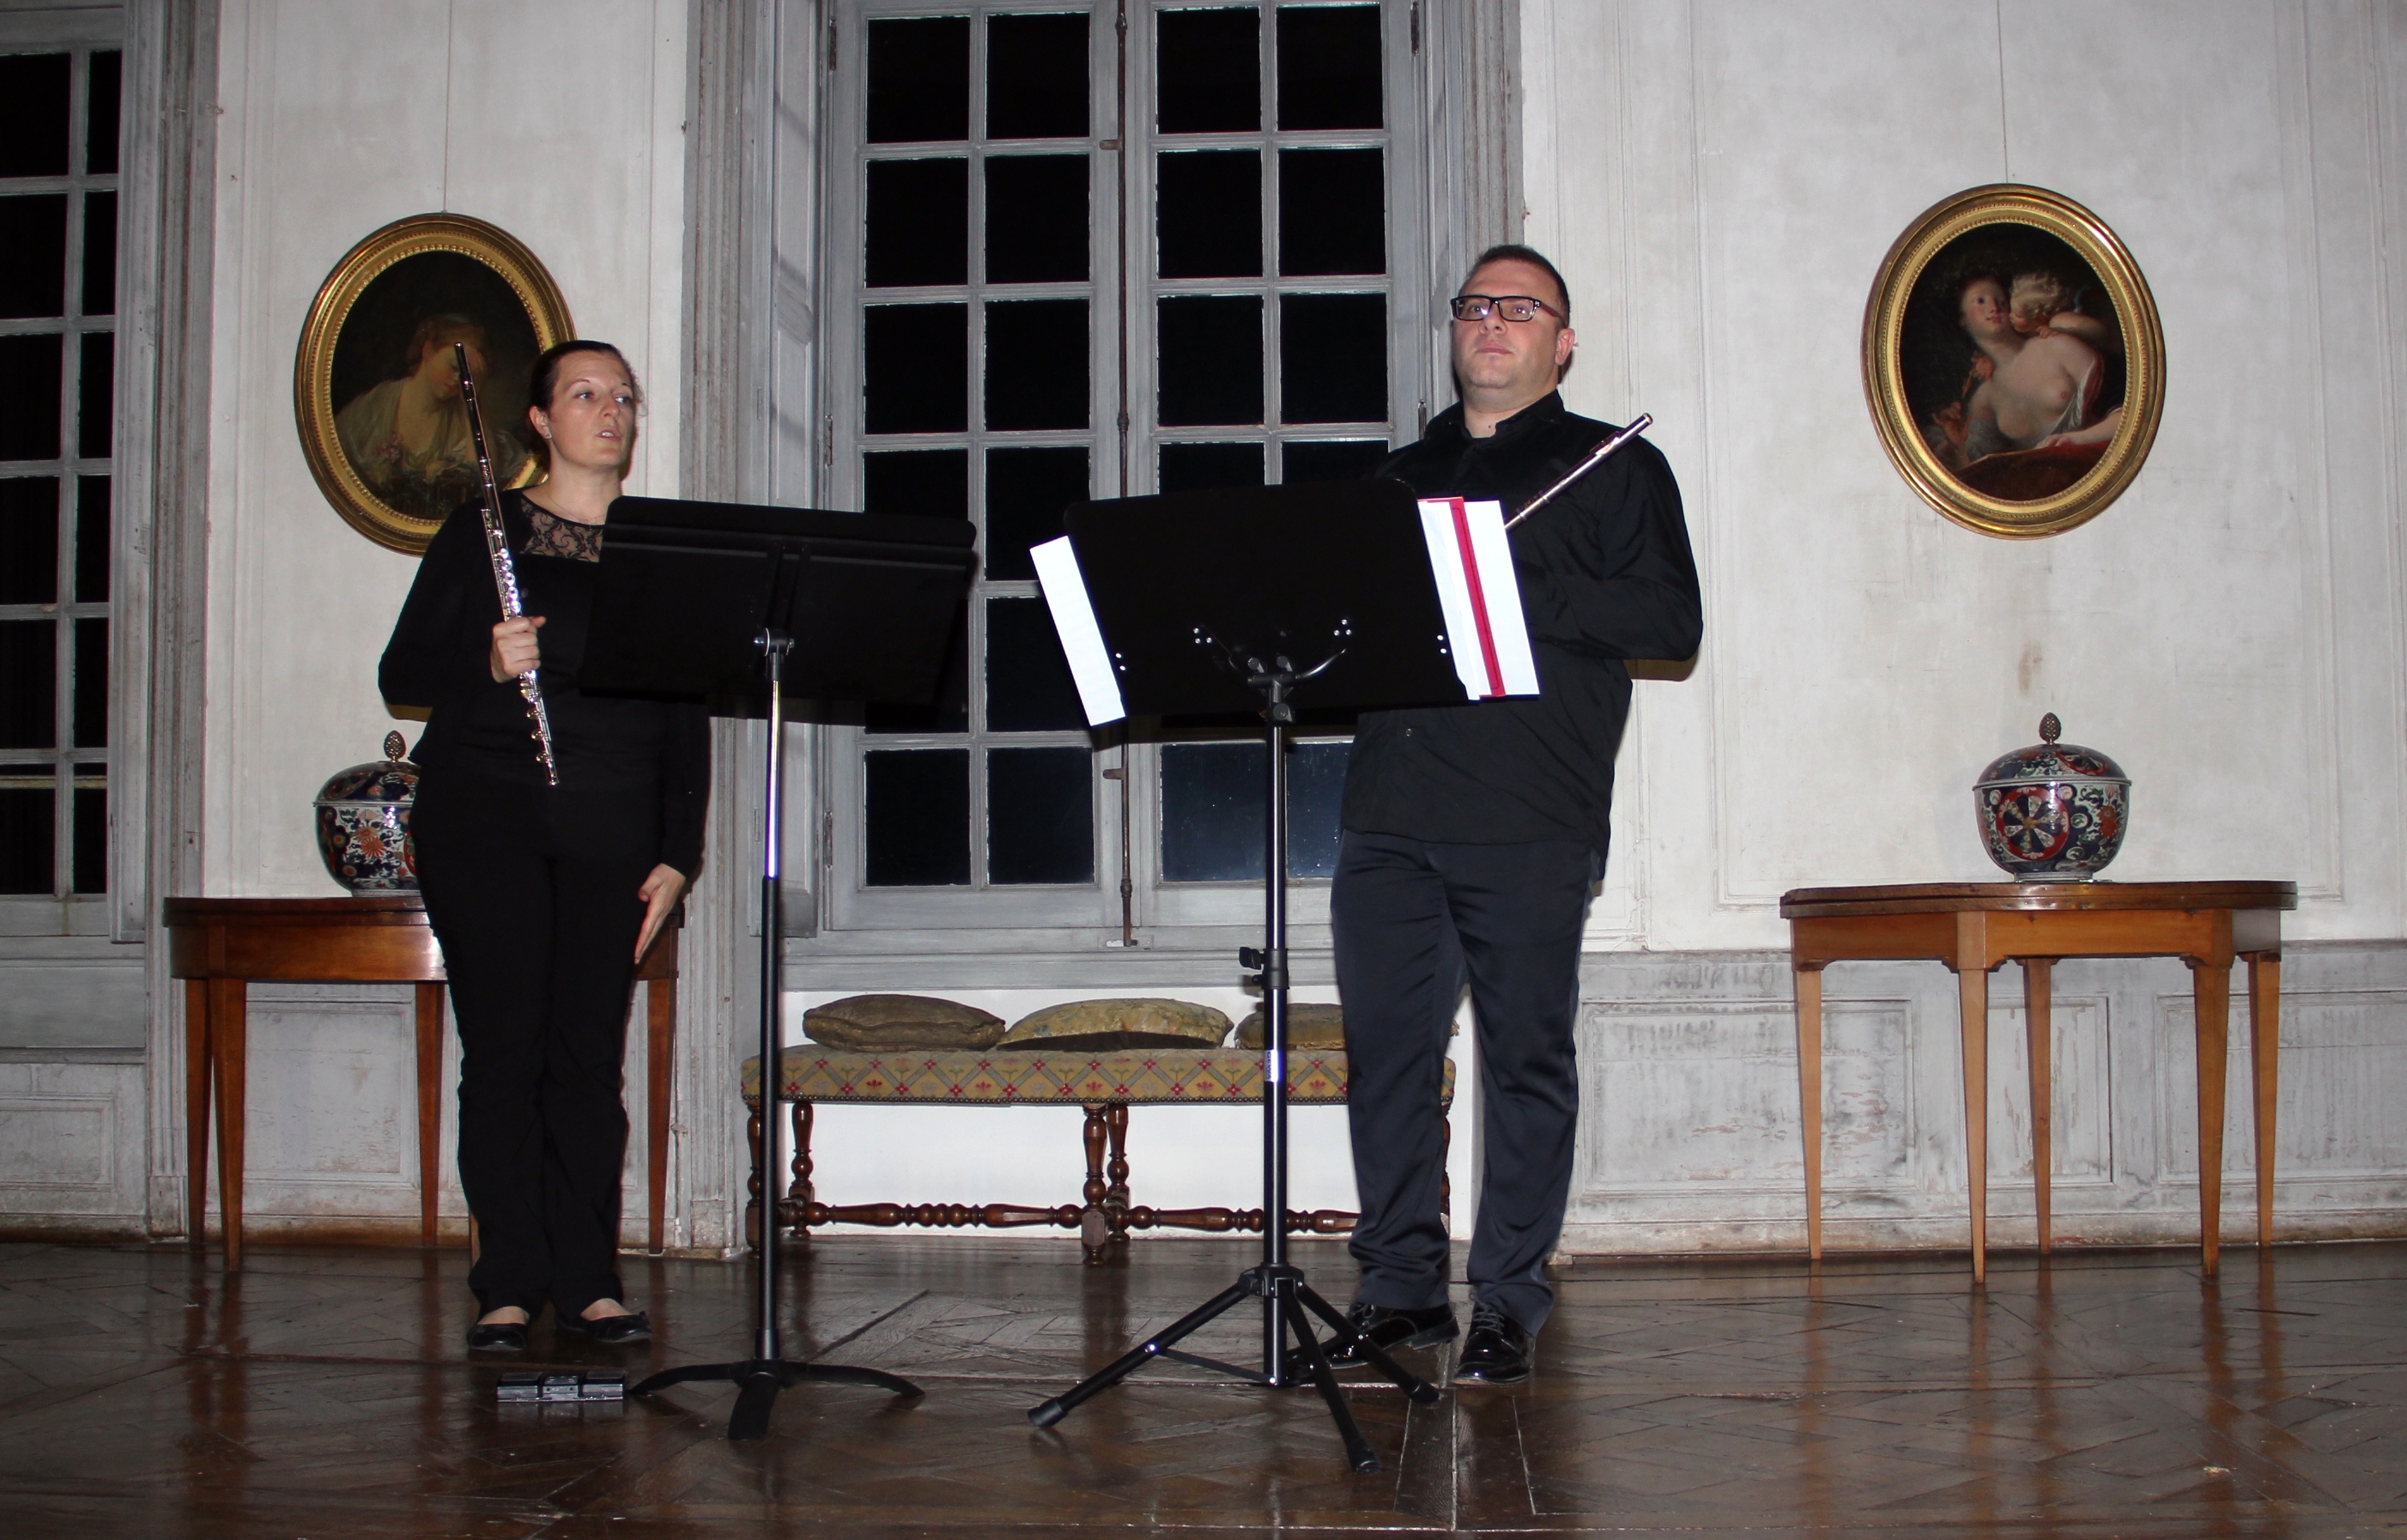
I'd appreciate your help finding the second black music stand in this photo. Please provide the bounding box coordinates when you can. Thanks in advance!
[580,494,976,1442]
[1025,479,1474,1471]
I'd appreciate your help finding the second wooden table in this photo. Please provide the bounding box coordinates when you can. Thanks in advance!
[1780,881,2294,1281]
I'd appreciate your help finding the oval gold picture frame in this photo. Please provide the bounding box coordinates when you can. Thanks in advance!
[1862,185,2164,539]
[294,213,574,555]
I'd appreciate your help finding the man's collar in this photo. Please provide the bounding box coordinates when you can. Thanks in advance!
[1432,390,1566,446]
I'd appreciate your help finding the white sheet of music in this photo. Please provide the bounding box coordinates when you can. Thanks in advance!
[1416,497,1540,699]
[1030,535,1129,726]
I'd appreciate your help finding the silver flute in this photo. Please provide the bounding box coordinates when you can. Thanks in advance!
[1504,413,1653,529]
[452,342,560,785]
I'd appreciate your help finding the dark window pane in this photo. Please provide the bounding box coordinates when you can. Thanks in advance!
[1281,439,1388,484]
[985,595,1084,731]
[0,55,70,178]
[78,331,111,457]
[988,745,1093,883]
[1161,739,1348,881]
[1160,441,1262,494]
[1276,4,1382,130]
[71,768,103,894]
[71,616,104,748]
[987,12,1088,139]
[864,749,971,885]
[1156,151,1260,279]
[864,303,968,434]
[985,156,1088,283]
[985,299,1088,430]
[0,334,64,459]
[985,445,1087,581]
[1286,739,1349,876]
[74,475,106,600]
[0,785,54,894]
[1279,293,1385,423]
[0,478,58,603]
[868,16,970,142]
[1158,8,1258,133]
[1158,295,1262,426]
[864,599,969,734]
[0,196,68,318]
[0,621,57,748]
[86,52,121,174]
[864,448,968,520]
[1278,149,1383,276]
[865,158,968,288]
[82,190,115,315]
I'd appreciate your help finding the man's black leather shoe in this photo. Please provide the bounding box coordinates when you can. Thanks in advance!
[1326,1301,1458,1367]
[465,1319,529,1352]
[1453,1302,1534,1385]
[555,1309,652,1345]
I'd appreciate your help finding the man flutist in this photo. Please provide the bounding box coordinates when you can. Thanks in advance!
[1331,246,1702,1384]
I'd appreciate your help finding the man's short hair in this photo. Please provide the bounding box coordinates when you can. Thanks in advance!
[1465,244,1571,323]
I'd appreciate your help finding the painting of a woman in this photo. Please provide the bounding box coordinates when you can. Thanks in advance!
[335,313,534,526]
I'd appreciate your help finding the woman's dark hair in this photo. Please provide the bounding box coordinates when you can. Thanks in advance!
[529,339,641,412]
[525,340,640,470]
[404,312,487,371]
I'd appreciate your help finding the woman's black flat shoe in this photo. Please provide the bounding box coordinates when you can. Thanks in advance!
[556,1310,651,1345]
[466,1320,530,1352]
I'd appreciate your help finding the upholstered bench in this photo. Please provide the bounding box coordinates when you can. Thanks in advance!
[739,1046,1455,1263]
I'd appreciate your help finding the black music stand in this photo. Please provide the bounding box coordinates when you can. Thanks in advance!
[580,494,976,1442]
[1025,479,1471,1472]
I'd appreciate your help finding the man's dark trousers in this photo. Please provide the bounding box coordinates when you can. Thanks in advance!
[1332,829,1595,1334]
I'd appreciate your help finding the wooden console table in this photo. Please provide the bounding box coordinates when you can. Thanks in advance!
[1780,881,2295,1281]
[165,896,679,1270]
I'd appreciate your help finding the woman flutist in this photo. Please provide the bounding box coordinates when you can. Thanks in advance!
[380,341,710,1351]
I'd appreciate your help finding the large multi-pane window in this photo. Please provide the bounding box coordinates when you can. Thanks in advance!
[824,2,1421,935]
[0,47,118,906]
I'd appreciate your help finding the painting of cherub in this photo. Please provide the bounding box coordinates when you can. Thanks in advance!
[1904,226,2126,503]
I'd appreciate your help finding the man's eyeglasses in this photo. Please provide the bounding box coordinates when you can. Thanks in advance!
[1450,294,1559,323]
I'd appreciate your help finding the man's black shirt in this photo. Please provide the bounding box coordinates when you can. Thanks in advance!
[1339,391,1701,852]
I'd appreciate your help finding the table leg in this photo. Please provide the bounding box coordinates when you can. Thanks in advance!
[1794,963,1825,1261]
[2193,961,2233,1277]
[1958,965,1990,1284]
[185,979,210,1253]
[2022,959,2054,1254]
[414,984,443,1247]
[2247,952,2281,1249]
[208,978,247,1272]
[647,976,676,1253]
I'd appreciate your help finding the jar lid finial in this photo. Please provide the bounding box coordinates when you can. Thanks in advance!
[2039,712,2061,743]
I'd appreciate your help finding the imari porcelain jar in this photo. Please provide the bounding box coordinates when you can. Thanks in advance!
[313,731,420,892]
[1973,713,2131,881]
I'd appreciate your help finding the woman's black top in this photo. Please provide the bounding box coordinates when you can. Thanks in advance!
[379,493,711,876]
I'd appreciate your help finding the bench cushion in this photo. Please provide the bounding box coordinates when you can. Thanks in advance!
[743,1046,1456,1109]
[998,997,1233,1052]
[804,993,1006,1051]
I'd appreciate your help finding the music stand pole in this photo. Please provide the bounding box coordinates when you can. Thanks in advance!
[1028,658,1439,1472]
[633,628,924,1440]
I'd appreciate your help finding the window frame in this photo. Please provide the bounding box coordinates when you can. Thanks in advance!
[811,0,1431,949]
[0,38,121,937]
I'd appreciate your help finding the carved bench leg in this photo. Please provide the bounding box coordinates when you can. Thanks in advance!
[743,1103,763,1252]
[785,1100,815,1237]
[1080,1103,1110,1262]
[1442,1111,1452,1230]
[1105,1103,1131,1252]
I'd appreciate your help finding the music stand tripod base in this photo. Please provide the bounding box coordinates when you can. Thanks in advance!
[1025,658,1440,1473]
[575,502,975,1444]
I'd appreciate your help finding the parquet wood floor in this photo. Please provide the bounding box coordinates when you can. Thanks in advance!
[0,1234,2402,1537]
